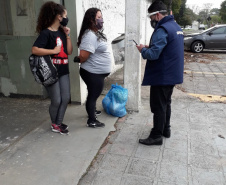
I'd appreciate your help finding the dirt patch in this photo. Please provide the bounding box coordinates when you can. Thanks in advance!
[187,93,226,103]
[184,51,219,64]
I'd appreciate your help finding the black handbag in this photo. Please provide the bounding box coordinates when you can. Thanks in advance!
[29,55,58,86]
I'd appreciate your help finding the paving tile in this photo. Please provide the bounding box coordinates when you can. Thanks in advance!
[217,146,226,157]
[189,122,210,133]
[120,175,153,185]
[93,170,121,185]
[162,149,187,166]
[114,132,139,145]
[187,102,207,114]
[190,130,212,143]
[189,153,221,171]
[126,158,157,178]
[214,137,226,147]
[159,162,188,184]
[171,113,188,121]
[190,167,225,185]
[164,138,188,153]
[157,181,184,185]
[189,113,209,123]
[171,121,190,132]
[99,154,130,174]
[109,143,136,156]
[134,144,160,161]
[190,140,218,156]
[170,130,188,141]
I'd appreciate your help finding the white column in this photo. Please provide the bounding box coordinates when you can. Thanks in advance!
[124,0,142,111]
[64,0,87,104]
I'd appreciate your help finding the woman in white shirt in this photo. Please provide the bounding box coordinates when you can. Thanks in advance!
[76,8,111,128]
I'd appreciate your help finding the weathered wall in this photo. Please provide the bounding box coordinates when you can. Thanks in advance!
[0,0,61,97]
[0,0,150,102]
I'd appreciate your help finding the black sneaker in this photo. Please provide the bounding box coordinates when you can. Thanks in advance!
[87,120,105,128]
[51,123,68,130]
[95,110,101,116]
[51,124,69,135]
[60,123,68,130]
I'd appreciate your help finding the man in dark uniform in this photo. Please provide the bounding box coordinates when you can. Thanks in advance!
[136,1,184,145]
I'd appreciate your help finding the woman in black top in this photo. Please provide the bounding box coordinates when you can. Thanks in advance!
[32,1,73,135]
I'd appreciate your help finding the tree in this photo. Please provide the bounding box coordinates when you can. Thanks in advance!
[154,0,181,15]
[210,15,221,25]
[200,3,212,21]
[210,8,220,15]
[174,0,195,27]
[172,0,181,15]
[186,7,198,22]
[220,0,226,23]
[174,0,186,24]
[198,3,213,26]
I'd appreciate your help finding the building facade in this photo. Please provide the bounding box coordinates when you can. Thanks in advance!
[0,0,152,107]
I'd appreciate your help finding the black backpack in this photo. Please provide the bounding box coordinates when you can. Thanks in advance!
[29,55,58,87]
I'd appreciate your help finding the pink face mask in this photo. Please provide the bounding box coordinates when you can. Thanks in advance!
[96,18,104,30]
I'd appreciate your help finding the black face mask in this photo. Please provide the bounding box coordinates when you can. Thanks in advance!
[60,17,69,27]
[150,19,158,29]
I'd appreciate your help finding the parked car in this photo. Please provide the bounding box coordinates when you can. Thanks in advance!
[185,25,192,30]
[199,24,205,30]
[184,24,226,53]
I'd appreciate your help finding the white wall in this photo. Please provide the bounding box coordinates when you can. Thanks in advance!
[81,0,125,72]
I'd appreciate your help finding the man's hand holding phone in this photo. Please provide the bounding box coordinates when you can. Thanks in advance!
[136,44,145,53]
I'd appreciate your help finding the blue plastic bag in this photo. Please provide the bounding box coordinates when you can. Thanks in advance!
[102,84,128,117]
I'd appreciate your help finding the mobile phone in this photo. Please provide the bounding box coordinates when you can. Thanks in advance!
[133,39,138,45]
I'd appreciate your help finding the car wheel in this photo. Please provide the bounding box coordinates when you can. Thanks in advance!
[191,41,204,53]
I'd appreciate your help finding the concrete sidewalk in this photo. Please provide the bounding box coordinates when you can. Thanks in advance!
[77,51,226,185]
[0,96,118,185]
[1,51,226,185]
[78,89,226,185]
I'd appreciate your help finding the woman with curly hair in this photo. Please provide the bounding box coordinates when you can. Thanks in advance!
[76,8,111,128]
[32,1,73,135]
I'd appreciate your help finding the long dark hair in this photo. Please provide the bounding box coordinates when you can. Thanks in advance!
[36,1,65,33]
[77,8,107,47]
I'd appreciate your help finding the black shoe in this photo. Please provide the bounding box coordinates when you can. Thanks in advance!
[51,124,69,135]
[87,119,105,128]
[163,129,171,138]
[139,137,162,145]
[51,123,68,130]
[60,123,69,130]
[95,110,101,116]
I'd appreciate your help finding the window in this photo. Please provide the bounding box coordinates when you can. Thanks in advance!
[212,27,226,35]
[0,0,13,35]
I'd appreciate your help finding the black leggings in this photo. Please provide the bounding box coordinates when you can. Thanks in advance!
[80,68,109,121]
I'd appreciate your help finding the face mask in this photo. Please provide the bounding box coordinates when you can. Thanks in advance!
[60,17,69,27]
[96,18,104,30]
[150,19,158,29]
